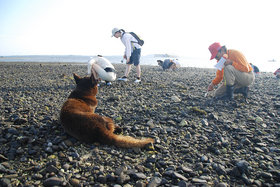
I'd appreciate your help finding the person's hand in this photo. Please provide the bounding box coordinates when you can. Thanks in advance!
[207,82,214,91]
[126,57,130,64]
[224,59,233,66]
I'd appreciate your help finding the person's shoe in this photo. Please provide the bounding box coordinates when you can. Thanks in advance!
[226,85,234,100]
[134,79,141,83]
[216,85,234,101]
[106,82,112,86]
[117,76,128,81]
[235,86,249,98]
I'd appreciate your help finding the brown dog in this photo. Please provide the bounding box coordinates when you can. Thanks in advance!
[60,73,154,148]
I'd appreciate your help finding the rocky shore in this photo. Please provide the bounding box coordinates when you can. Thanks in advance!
[0,62,279,186]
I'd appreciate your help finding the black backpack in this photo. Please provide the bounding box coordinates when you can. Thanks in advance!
[129,32,144,46]
[120,29,144,46]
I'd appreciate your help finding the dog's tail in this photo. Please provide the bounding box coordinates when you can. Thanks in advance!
[107,134,154,148]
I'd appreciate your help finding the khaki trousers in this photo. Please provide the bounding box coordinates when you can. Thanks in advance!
[214,65,255,97]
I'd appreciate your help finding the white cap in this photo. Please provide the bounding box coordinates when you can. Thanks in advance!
[111,28,120,37]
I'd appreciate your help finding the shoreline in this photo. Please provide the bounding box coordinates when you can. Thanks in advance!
[0,62,279,186]
[1,55,278,73]
[0,61,276,74]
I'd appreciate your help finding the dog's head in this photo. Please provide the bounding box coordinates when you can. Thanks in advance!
[73,73,98,95]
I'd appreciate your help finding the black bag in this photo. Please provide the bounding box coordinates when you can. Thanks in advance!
[129,32,144,46]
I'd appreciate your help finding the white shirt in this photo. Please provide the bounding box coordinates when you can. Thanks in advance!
[121,33,141,59]
[173,59,181,68]
[87,56,115,75]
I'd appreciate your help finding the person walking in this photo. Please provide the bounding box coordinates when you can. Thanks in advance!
[112,28,142,83]
[207,42,255,100]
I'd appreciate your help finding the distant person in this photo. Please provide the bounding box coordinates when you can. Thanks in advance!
[274,68,280,78]
[250,63,260,74]
[157,59,180,71]
[88,55,116,86]
[112,28,143,83]
[207,42,255,100]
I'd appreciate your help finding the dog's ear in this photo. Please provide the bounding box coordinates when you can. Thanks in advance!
[73,73,80,84]
[90,73,98,86]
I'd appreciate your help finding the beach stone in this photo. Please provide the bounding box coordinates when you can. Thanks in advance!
[146,119,154,127]
[209,113,219,120]
[172,172,188,181]
[241,173,252,185]
[201,119,208,126]
[106,174,116,182]
[171,95,181,102]
[0,178,11,187]
[97,175,107,183]
[147,177,161,187]
[192,178,207,183]
[0,164,7,173]
[255,116,263,123]
[117,173,130,184]
[64,139,73,146]
[201,155,208,162]
[131,172,147,180]
[254,147,264,153]
[63,163,70,170]
[253,180,262,186]
[214,164,227,175]
[270,147,280,153]
[136,181,146,187]
[178,181,191,187]
[236,160,250,174]
[32,173,43,180]
[180,166,193,173]
[215,183,228,187]
[46,165,59,173]
[260,172,273,179]
[241,138,251,145]
[107,95,120,102]
[15,118,28,125]
[115,166,127,175]
[43,177,63,186]
[123,184,133,187]
[179,119,188,126]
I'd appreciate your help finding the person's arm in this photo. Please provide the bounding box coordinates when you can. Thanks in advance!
[123,34,132,63]
[208,69,223,91]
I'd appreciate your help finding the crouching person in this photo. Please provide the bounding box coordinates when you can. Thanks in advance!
[157,59,180,71]
[207,42,255,101]
[88,55,116,86]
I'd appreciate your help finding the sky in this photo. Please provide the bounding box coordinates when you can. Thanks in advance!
[0,0,280,65]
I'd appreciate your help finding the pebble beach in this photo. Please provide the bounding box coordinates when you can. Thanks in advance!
[0,62,279,186]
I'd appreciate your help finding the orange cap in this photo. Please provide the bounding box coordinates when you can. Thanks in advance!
[209,42,222,60]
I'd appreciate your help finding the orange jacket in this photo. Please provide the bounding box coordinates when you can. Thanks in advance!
[212,49,253,85]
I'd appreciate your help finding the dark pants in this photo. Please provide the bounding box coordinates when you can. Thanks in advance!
[127,48,141,66]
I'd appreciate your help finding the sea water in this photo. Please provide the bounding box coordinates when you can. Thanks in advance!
[0,55,278,73]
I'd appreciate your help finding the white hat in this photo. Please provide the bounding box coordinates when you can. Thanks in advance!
[111,28,120,37]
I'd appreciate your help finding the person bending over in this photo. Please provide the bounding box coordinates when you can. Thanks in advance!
[157,59,180,71]
[112,28,142,83]
[88,55,116,86]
